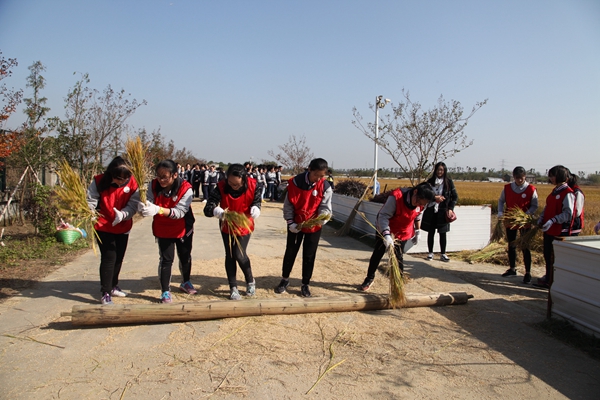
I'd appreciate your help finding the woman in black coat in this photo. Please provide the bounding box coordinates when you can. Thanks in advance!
[420,162,458,261]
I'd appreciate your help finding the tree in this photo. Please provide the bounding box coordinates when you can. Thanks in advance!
[10,61,53,175]
[54,73,146,182]
[353,89,487,184]
[267,134,314,175]
[0,52,24,168]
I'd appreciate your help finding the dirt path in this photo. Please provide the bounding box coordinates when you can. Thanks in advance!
[0,201,598,399]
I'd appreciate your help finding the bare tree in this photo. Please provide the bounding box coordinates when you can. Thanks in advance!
[353,89,487,184]
[268,134,314,174]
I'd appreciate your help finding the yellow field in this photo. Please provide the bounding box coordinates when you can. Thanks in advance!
[339,177,600,236]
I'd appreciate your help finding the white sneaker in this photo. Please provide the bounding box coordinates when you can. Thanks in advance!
[441,254,450,262]
[111,286,127,297]
[230,287,242,300]
[427,253,433,260]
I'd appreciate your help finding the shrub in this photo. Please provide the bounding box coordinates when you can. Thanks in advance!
[23,184,60,237]
[333,178,368,199]
[370,190,393,204]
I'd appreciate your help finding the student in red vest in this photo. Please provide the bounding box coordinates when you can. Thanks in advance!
[87,156,142,305]
[497,166,539,283]
[534,165,575,289]
[275,158,333,297]
[359,182,435,291]
[141,159,196,303]
[203,164,261,300]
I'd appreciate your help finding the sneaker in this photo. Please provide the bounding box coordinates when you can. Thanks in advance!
[440,254,450,262]
[501,269,517,277]
[301,284,311,298]
[274,278,289,294]
[101,292,113,305]
[360,277,374,292]
[246,281,256,297]
[230,287,242,300]
[533,277,550,289]
[161,291,172,303]
[179,281,197,295]
[426,253,433,260]
[523,273,532,284]
[111,286,127,297]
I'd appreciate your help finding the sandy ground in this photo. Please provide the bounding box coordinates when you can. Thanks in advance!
[0,201,599,399]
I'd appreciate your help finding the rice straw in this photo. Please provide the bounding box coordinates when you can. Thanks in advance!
[222,209,253,256]
[501,207,541,250]
[55,159,99,251]
[298,213,332,230]
[124,136,151,203]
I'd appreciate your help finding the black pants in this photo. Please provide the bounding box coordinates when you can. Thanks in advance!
[221,231,254,289]
[193,182,201,198]
[366,235,405,280]
[157,234,193,292]
[506,228,531,271]
[96,230,129,294]
[281,229,322,285]
[427,229,447,254]
[202,185,209,200]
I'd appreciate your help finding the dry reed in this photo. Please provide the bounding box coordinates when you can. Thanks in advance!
[55,159,99,250]
[501,207,541,250]
[298,213,332,230]
[124,136,151,203]
[222,210,253,256]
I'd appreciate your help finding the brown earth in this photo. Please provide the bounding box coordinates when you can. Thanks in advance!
[0,201,598,399]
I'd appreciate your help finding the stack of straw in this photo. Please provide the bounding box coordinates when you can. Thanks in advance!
[502,207,541,250]
[222,209,252,255]
[55,159,98,250]
[125,136,151,203]
[387,238,407,308]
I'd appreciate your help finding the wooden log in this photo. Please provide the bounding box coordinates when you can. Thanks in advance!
[61,292,473,326]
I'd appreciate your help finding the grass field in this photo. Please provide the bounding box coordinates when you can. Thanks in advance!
[338,177,600,236]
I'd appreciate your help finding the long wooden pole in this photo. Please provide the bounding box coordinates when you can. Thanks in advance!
[61,292,473,326]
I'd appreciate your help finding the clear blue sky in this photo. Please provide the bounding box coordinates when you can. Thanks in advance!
[1,0,599,175]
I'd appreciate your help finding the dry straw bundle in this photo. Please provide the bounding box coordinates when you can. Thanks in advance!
[55,159,98,249]
[124,136,151,203]
[490,219,505,243]
[501,207,541,250]
[222,209,253,255]
[459,242,507,264]
[298,213,332,230]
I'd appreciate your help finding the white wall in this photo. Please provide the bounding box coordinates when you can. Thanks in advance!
[331,193,491,253]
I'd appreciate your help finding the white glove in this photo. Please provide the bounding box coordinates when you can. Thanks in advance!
[112,208,124,226]
[213,206,224,219]
[250,206,260,219]
[383,235,394,249]
[542,219,554,232]
[594,221,600,234]
[289,223,300,233]
[412,230,421,245]
[141,201,160,217]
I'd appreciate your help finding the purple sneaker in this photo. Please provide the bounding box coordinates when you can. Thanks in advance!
[101,292,113,305]
[179,281,197,295]
[161,291,172,303]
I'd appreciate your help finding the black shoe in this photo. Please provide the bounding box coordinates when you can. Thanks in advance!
[301,284,311,297]
[523,273,532,284]
[274,279,289,294]
[501,269,517,277]
[360,277,374,292]
[532,277,550,289]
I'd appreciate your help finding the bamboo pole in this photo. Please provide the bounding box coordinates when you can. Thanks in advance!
[61,292,473,326]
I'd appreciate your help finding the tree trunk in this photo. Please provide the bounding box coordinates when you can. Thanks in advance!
[62,292,473,326]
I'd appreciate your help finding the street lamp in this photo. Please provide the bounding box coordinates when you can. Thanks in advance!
[374,95,390,194]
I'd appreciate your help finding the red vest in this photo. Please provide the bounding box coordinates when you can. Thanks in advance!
[387,189,423,241]
[151,179,192,239]
[93,174,138,234]
[287,177,325,233]
[218,179,256,236]
[504,183,536,229]
[542,185,574,236]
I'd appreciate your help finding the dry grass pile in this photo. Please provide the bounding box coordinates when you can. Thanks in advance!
[458,242,507,265]
[125,136,152,203]
[502,207,542,250]
[222,210,252,254]
[55,160,98,249]
[387,240,407,308]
